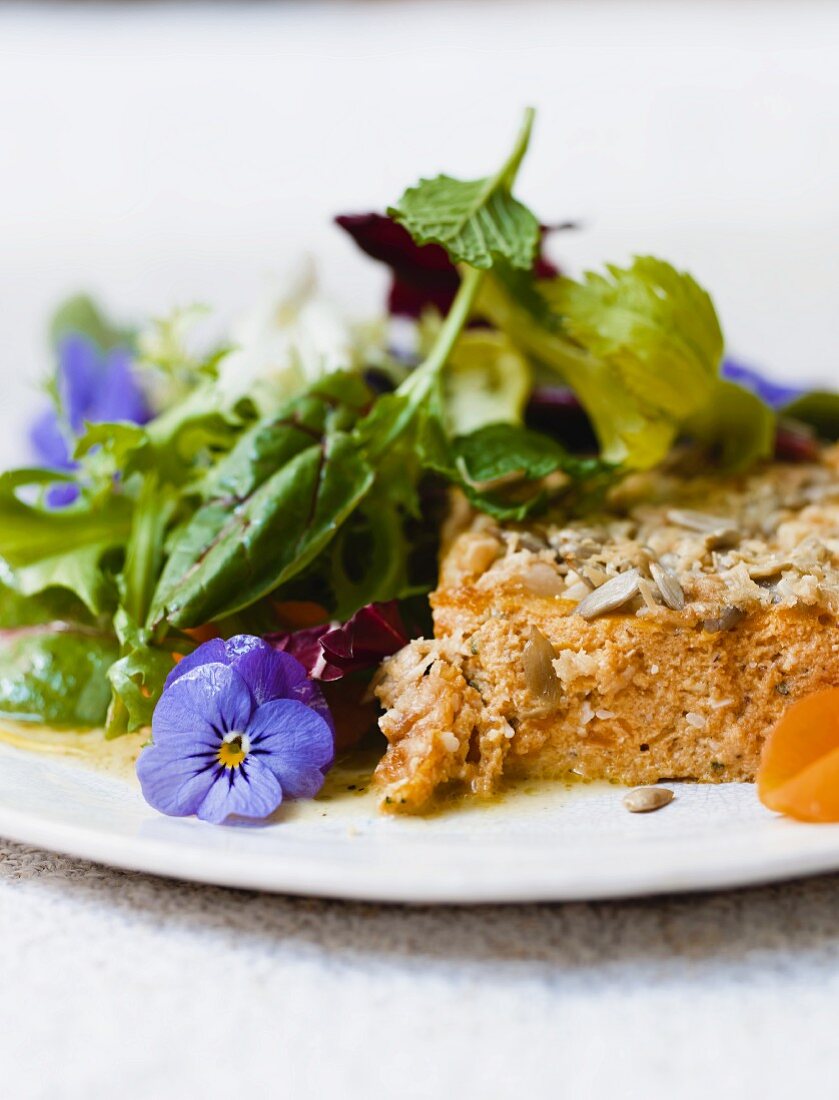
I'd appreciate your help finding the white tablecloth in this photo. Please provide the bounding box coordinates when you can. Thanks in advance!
[2,4,839,1096]
[2,839,837,1099]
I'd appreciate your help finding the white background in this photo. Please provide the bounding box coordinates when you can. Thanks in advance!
[2,3,839,1098]
[2,1,839,463]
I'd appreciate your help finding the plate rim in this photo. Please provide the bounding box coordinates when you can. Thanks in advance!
[2,742,839,904]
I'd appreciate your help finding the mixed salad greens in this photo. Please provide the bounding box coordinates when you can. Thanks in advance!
[2,107,837,748]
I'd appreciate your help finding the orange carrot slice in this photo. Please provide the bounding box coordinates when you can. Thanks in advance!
[758,687,839,822]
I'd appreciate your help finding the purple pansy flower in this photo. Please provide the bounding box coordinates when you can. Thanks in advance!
[137,635,335,824]
[721,358,804,410]
[30,334,151,506]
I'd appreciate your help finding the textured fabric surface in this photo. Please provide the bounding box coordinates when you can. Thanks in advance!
[1,840,837,1100]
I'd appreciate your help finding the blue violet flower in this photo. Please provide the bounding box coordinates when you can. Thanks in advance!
[30,334,151,506]
[137,636,335,824]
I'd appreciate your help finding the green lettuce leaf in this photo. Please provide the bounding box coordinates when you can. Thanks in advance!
[0,628,119,727]
[49,294,134,352]
[683,379,775,471]
[0,469,131,614]
[479,257,730,469]
[781,392,839,440]
[149,374,376,628]
[444,329,531,435]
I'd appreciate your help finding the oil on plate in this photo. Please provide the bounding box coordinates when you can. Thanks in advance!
[1,733,839,903]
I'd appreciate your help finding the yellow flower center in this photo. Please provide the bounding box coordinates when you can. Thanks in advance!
[218,732,249,769]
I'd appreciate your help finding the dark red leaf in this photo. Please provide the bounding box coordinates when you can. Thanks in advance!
[335,212,570,318]
[775,423,821,463]
[525,385,598,453]
[267,623,333,677]
[266,600,410,682]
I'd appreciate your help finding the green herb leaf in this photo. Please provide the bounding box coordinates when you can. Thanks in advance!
[0,576,93,630]
[422,420,605,520]
[388,108,539,271]
[546,258,723,418]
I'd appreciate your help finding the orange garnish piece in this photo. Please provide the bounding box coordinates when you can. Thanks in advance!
[271,601,330,629]
[758,687,839,822]
[182,624,220,644]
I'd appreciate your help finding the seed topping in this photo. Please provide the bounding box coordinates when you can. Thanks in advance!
[623,786,675,813]
[576,569,640,620]
[649,560,686,610]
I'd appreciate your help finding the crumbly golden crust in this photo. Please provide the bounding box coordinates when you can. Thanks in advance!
[374,447,839,813]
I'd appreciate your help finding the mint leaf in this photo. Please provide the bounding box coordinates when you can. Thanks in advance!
[388,108,539,271]
[422,420,605,521]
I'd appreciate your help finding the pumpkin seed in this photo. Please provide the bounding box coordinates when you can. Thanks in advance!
[576,569,640,620]
[702,606,745,632]
[623,786,674,813]
[522,627,561,706]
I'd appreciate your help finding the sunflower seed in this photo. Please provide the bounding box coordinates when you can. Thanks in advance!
[580,563,609,587]
[576,569,640,620]
[563,580,593,603]
[522,562,565,597]
[747,558,792,580]
[637,577,661,611]
[623,786,674,813]
[667,508,739,548]
[649,561,686,610]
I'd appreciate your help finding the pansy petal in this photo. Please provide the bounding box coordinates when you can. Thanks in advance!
[196,756,282,824]
[231,643,308,705]
[45,481,81,509]
[247,698,334,797]
[136,743,219,817]
[164,638,228,690]
[90,348,151,425]
[153,662,253,745]
[30,409,71,469]
[57,335,100,433]
[288,679,335,736]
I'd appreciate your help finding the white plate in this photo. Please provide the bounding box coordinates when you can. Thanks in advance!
[1,739,839,902]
